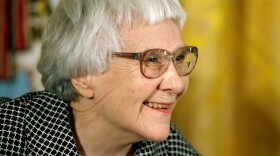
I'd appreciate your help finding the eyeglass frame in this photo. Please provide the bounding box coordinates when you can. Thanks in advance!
[112,46,198,78]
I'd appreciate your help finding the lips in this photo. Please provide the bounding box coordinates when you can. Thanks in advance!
[143,102,171,109]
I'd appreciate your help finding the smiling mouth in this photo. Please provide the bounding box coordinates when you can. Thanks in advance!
[143,102,171,109]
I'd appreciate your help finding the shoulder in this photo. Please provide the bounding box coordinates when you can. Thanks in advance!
[0,97,12,103]
[0,91,53,105]
[133,122,200,155]
[0,90,70,127]
[0,90,66,133]
[0,91,66,116]
[0,91,43,120]
[0,91,78,155]
[0,91,67,109]
[0,91,47,155]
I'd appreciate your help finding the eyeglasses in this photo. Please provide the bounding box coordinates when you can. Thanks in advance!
[112,46,198,78]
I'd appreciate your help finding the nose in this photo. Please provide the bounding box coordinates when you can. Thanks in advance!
[158,62,188,94]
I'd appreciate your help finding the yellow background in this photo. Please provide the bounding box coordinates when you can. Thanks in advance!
[173,0,280,155]
[2,0,279,155]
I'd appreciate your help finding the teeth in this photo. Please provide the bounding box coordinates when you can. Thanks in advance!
[144,102,170,109]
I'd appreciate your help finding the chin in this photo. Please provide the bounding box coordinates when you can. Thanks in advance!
[144,123,170,141]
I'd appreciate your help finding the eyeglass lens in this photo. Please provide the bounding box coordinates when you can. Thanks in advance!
[141,46,198,78]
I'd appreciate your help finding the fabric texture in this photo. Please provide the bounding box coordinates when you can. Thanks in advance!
[0,91,199,155]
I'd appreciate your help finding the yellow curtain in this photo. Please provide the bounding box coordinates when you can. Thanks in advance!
[173,0,280,155]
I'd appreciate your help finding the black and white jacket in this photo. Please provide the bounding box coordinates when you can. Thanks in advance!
[0,91,199,155]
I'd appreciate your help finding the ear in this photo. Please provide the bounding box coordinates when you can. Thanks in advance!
[71,75,94,99]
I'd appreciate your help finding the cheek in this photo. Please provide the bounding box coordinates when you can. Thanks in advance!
[114,66,160,98]
[181,76,189,96]
[113,76,161,113]
[135,78,162,95]
[100,60,162,108]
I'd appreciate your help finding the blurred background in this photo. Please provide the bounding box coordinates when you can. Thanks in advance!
[174,0,280,156]
[0,0,279,156]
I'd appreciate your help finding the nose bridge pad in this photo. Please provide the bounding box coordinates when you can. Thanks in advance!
[170,53,178,73]
[171,53,175,64]
[162,52,178,76]
[161,54,170,75]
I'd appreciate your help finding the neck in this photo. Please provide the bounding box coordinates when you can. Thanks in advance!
[70,101,140,156]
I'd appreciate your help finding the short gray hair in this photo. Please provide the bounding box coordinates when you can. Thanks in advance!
[37,0,187,101]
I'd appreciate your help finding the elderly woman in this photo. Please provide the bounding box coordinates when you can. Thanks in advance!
[0,0,199,155]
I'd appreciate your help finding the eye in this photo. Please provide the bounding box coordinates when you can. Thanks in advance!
[144,56,160,63]
[175,53,186,62]
[143,51,165,64]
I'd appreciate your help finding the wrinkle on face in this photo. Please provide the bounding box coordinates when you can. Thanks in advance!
[91,58,145,111]
[80,19,187,142]
[119,20,184,53]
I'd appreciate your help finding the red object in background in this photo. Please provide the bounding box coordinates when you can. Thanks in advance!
[0,0,11,80]
[12,0,31,50]
[0,0,31,80]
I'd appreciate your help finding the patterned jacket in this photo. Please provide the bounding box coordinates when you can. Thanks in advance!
[0,91,199,155]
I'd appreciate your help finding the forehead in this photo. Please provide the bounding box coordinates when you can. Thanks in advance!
[118,19,184,52]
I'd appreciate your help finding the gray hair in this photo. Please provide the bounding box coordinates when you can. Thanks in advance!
[37,0,187,101]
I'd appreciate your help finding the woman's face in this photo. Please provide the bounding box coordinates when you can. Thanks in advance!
[89,20,189,142]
